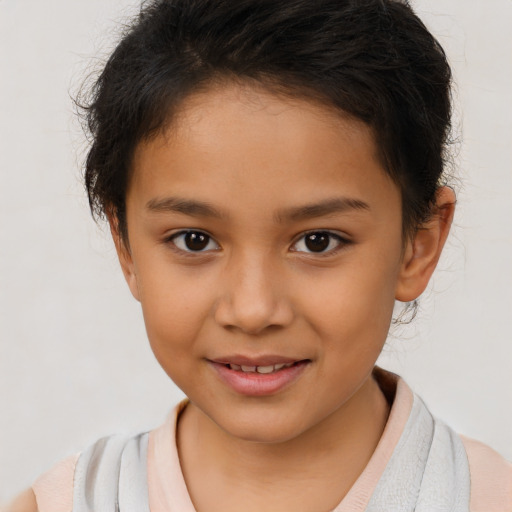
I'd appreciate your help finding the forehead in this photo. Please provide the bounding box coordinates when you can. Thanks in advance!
[129,82,399,220]
[169,82,379,166]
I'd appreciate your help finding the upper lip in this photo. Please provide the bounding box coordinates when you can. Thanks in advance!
[209,355,308,367]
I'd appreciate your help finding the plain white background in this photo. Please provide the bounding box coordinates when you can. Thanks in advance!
[1,0,511,502]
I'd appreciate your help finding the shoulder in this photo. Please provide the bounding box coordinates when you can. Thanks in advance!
[460,435,512,512]
[2,454,78,512]
[30,453,79,512]
[384,369,512,511]
[1,488,38,512]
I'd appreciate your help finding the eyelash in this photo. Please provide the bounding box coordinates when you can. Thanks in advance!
[290,230,350,256]
[166,230,220,256]
[164,230,351,257]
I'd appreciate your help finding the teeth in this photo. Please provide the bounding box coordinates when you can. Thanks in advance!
[256,365,274,374]
[228,362,297,373]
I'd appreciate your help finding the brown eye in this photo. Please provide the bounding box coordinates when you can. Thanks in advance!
[305,232,330,252]
[292,231,346,254]
[171,231,219,252]
[185,232,208,250]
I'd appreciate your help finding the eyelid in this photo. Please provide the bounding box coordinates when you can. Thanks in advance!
[163,229,350,257]
[290,230,351,256]
[165,229,220,254]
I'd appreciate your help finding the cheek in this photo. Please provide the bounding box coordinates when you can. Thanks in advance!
[299,253,400,348]
[135,267,216,363]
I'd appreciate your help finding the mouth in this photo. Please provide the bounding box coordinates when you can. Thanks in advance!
[222,361,303,374]
[208,357,311,396]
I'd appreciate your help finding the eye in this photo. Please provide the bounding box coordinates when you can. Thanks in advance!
[291,231,347,254]
[169,230,220,253]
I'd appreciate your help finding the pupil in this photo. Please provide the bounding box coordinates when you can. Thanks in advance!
[305,232,330,252]
[185,232,209,251]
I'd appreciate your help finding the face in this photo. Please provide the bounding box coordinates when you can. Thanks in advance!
[119,83,411,443]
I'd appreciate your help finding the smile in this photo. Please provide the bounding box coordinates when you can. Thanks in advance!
[226,362,295,374]
[209,358,310,396]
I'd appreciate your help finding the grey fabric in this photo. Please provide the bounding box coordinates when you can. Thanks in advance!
[72,392,471,511]
[72,432,150,512]
[366,394,471,512]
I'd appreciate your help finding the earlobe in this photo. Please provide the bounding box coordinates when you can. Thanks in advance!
[108,215,141,302]
[395,186,455,302]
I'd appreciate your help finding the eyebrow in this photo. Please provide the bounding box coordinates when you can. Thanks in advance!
[146,197,225,219]
[145,196,370,221]
[274,197,370,223]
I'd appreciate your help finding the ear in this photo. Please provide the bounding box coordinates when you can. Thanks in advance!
[108,215,141,302]
[395,186,455,302]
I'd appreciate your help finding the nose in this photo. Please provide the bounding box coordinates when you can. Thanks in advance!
[214,253,294,335]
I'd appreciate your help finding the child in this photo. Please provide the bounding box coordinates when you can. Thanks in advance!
[6,0,511,510]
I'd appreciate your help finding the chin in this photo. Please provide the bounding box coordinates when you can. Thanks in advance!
[214,411,309,445]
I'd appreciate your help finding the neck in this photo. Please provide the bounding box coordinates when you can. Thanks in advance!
[177,374,390,512]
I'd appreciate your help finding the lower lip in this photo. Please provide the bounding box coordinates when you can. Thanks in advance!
[210,361,309,396]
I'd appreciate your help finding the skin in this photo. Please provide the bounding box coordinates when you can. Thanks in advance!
[9,82,454,512]
[2,489,37,512]
[112,83,455,512]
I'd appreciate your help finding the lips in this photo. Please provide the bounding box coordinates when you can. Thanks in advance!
[227,362,295,374]
[208,356,310,396]
[210,355,304,367]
